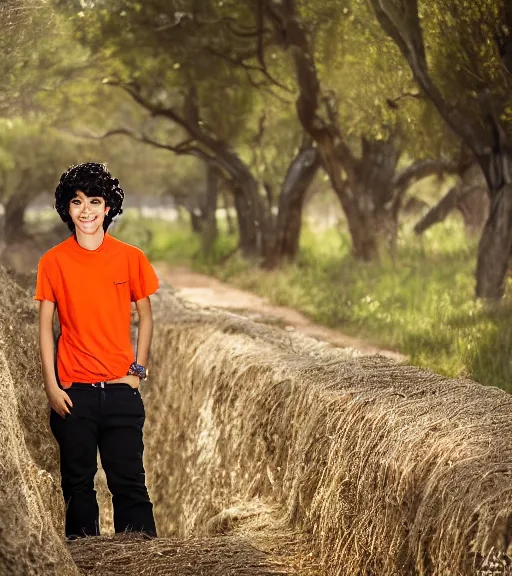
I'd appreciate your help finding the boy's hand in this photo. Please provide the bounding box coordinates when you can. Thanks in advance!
[124,374,141,389]
[47,387,73,418]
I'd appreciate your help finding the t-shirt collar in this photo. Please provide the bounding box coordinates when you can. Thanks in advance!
[70,230,111,254]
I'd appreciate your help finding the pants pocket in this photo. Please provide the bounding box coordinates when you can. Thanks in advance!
[106,387,145,418]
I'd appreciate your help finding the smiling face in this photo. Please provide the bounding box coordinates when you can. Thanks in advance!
[68,190,110,235]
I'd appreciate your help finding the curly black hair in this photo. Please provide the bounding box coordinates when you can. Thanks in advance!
[54,162,124,233]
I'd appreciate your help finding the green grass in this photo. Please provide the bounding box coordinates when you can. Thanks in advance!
[113,213,512,392]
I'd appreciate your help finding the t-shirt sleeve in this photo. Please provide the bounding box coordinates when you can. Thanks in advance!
[33,255,56,302]
[130,249,159,302]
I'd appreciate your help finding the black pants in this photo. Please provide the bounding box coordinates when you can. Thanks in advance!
[50,383,157,539]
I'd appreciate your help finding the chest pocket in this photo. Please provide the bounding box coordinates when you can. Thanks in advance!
[113,279,131,301]
[108,253,132,301]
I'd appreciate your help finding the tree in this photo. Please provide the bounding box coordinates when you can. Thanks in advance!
[0,118,93,243]
[370,0,512,298]
[260,0,457,260]
[54,0,320,265]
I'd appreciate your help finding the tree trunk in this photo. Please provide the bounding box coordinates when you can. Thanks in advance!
[189,210,203,233]
[231,181,260,258]
[458,163,489,235]
[458,186,488,236]
[211,146,272,260]
[476,183,512,299]
[329,137,401,261]
[221,188,235,235]
[201,163,219,256]
[355,137,400,258]
[4,193,30,244]
[265,146,320,268]
[475,147,512,299]
[342,201,401,261]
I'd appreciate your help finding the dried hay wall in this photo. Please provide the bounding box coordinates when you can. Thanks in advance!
[2,265,512,575]
[0,269,79,575]
[146,296,512,575]
[0,268,314,576]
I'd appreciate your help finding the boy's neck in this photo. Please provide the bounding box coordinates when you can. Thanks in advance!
[74,228,106,251]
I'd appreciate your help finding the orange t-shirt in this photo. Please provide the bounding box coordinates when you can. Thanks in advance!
[33,231,159,388]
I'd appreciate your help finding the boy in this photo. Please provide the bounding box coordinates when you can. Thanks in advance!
[34,162,158,540]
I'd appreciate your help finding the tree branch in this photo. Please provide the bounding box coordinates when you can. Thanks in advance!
[256,0,267,78]
[206,44,292,93]
[394,158,458,191]
[386,90,422,109]
[370,0,484,155]
[206,46,268,73]
[413,185,459,235]
[61,126,215,164]
[414,183,487,235]
[104,80,219,148]
[245,73,292,104]
[103,80,260,185]
[197,14,263,34]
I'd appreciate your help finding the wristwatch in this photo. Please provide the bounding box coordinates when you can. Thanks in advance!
[127,361,148,381]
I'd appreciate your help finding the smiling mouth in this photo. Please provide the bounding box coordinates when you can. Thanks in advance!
[79,216,98,223]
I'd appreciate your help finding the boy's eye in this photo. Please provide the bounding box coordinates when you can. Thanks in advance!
[72,199,102,204]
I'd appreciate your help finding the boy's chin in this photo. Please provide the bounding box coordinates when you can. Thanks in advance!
[75,220,104,234]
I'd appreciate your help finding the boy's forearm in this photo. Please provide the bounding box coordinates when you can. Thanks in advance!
[136,315,153,368]
[39,327,59,391]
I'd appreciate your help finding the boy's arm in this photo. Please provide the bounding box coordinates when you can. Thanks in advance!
[39,300,72,416]
[135,296,153,368]
[39,300,59,392]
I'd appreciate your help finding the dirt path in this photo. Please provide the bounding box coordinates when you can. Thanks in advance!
[155,264,405,362]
